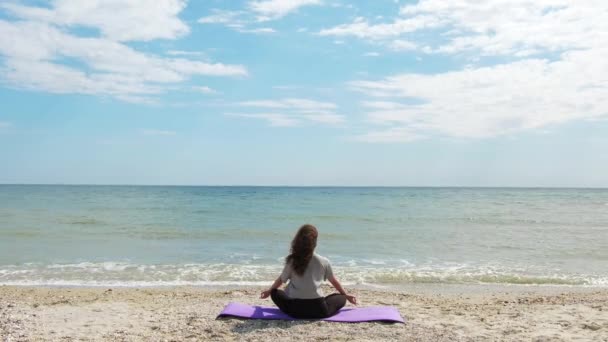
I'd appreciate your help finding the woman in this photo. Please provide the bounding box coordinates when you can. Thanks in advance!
[260,224,357,319]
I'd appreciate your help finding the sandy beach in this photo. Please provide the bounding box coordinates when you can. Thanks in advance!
[1,285,606,341]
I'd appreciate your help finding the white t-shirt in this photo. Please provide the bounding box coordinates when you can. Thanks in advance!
[280,253,334,299]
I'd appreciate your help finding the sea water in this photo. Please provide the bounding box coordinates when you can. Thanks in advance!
[0,185,607,287]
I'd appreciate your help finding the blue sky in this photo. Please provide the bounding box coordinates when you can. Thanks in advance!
[0,0,607,186]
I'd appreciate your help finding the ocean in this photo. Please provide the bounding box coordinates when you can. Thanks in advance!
[0,185,607,287]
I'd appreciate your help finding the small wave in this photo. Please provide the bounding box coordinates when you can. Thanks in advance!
[0,231,42,238]
[1,262,606,287]
[0,280,272,287]
[362,270,589,286]
[361,259,387,265]
[60,217,105,225]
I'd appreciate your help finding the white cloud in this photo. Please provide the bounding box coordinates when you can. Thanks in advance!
[0,8,246,102]
[272,85,301,90]
[227,113,301,127]
[230,98,344,126]
[198,9,276,34]
[3,0,189,42]
[398,0,608,55]
[318,1,608,142]
[355,127,421,143]
[0,121,12,128]
[249,0,322,21]
[199,0,320,33]
[166,50,208,57]
[320,1,608,57]
[363,52,381,57]
[389,40,417,51]
[142,129,176,136]
[192,86,218,94]
[198,9,246,26]
[352,47,608,141]
[240,98,337,111]
[238,27,276,34]
[319,15,443,39]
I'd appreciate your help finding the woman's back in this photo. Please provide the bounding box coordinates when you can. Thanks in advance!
[260,224,356,319]
[280,253,333,299]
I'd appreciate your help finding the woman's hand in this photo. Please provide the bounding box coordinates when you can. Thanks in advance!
[261,277,283,299]
[328,275,357,305]
[260,289,272,299]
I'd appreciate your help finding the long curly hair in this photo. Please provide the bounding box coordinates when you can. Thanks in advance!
[285,224,318,276]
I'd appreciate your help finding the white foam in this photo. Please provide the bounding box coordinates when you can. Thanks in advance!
[0,280,271,287]
[2,262,607,287]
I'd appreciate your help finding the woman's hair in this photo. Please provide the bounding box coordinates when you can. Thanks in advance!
[286,224,318,276]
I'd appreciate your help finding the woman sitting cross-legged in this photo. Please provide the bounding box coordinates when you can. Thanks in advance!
[260,224,357,319]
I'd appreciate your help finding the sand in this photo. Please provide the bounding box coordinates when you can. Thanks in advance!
[1,285,607,341]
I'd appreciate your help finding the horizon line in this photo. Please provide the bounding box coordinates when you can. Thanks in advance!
[1,183,606,190]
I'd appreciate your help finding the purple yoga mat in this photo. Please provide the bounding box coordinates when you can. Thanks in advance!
[217,302,405,323]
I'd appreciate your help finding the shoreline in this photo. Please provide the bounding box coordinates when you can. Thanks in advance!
[1,278,604,288]
[3,282,607,292]
[1,285,606,341]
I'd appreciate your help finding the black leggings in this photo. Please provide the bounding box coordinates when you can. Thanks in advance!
[271,289,346,319]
